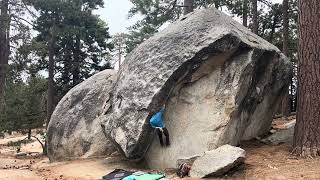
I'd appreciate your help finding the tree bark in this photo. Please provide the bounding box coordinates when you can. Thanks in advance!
[27,129,31,140]
[268,14,278,42]
[72,1,82,86]
[72,36,81,86]
[214,2,219,8]
[243,0,248,27]
[118,44,121,69]
[281,0,290,118]
[251,0,258,34]
[46,21,56,128]
[183,0,193,15]
[61,39,72,93]
[282,0,289,56]
[293,0,320,157]
[0,0,9,99]
[290,78,294,111]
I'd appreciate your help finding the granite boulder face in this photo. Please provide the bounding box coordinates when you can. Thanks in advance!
[47,70,116,161]
[101,7,292,164]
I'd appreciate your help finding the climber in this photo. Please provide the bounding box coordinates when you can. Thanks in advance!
[149,106,170,147]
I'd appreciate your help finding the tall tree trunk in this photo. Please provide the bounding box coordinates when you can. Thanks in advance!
[251,0,258,34]
[294,88,297,112]
[243,0,248,27]
[282,0,289,55]
[0,0,9,99]
[269,13,280,42]
[72,0,82,86]
[281,0,290,118]
[61,40,72,93]
[118,44,121,69]
[183,0,193,15]
[214,1,219,9]
[27,129,32,140]
[72,36,81,86]
[293,0,320,157]
[46,21,56,128]
[290,79,294,112]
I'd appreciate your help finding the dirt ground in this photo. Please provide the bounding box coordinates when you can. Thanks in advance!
[1,118,320,180]
[234,141,320,179]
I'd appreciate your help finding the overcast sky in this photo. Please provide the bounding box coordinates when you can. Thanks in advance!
[94,0,139,35]
[95,0,284,35]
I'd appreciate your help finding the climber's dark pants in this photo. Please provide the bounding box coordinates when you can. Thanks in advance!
[156,127,170,146]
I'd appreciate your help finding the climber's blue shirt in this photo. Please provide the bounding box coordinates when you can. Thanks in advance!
[149,107,165,128]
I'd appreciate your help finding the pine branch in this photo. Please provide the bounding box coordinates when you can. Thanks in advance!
[21,1,38,18]
[11,14,34,27]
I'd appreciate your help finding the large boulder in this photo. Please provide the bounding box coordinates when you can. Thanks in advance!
[47,70,116,161]
[189,145,246,178]
[102,7,292,165]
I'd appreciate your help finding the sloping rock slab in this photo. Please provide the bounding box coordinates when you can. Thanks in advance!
[47,70,116,161]
[102,7,292,160]
[190,145,245,178]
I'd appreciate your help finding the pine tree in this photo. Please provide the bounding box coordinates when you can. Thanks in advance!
[243,0,249,27]
[31,0,113,99]
[251,0,258,34]
[125,0,267,52]
[126,0,182,53]
[47,22,56,127]
[112,33,127,69]
[0,27,47,134]
[0,69,46,134]
[0,0,9,99]
[0,0,37,100]
[30,0,63,125]
[23,73,47,137]
[293,0,320,157]
[281,0,290,118]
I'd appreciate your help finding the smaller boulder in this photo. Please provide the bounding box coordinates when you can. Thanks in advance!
[190,145,245,178]
[262,120,295,145]
[47,69,117,161]
[15,152,27,158]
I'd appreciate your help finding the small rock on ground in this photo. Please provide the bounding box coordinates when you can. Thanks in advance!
[262,120,295,145]
[190,144,245,178]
